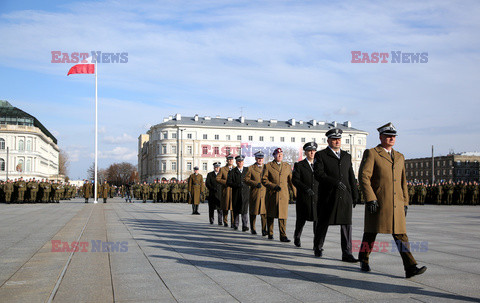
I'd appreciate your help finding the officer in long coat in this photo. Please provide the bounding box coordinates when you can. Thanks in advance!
[292,142,319,248]
[227,155,250,231]
[244,151,267,235]
[83,180,92,203]
[358,122,426,278]
[313,129,359,262]
[206,162,223,224]
[261,148,296,242]
[100,180,110,203]
[188,167,204,214]
[216,154,235,227]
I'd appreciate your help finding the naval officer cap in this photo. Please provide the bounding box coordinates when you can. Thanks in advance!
[377,122,397,136]
[326,128,343,139]
[213,162,221,168]
[226,154,234,160]
[254,151,265,159]
[194,166,199,170]
[235,155,245,161]
[303,142,318,151]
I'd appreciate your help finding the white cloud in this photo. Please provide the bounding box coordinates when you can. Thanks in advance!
[103,133,136,144]
[95,147,137,161]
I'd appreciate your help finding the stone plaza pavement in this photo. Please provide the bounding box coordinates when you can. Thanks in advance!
[0,198,479,303]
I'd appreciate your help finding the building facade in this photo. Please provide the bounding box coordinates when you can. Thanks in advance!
[138,114,368,182]
[405,152,480,183]
[0,101,60,181]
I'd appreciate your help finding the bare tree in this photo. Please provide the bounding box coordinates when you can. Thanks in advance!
[59,149,69,177]
[87,162,106,182]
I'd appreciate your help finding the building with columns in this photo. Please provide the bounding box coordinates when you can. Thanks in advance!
[138,114,368,182]
[0,101,60,181]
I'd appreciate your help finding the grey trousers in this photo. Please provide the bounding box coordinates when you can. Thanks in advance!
[314,223,353,257]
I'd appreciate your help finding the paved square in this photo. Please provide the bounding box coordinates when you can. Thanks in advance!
[0,198,479,302]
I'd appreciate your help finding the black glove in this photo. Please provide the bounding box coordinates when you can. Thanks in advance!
[306,188,315,196]
[256,183,262,188]
[366,200,378,214]
[337,182,347,191]
[353,200,357,208]
[273,185,281,192]
[404,205,408,217]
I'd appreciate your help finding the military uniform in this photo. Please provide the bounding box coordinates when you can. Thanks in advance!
[188,170,204,214]
[4,181,14,203]
[100,182,110,203]
[216,161,235,227]
[161,182,170,202]
[244,154,267,235]
[141,182,149,202]
[261,148,295,241]
[83,181,92,203]
[151,181,160,202]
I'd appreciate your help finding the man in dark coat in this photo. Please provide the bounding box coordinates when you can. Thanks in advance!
[292,142,319,248]
[206,162,223,224]
[313,128,359,262]
[227,155,250,231]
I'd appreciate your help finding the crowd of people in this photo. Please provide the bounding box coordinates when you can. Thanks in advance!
[0,177,77,203]
[407,181,479,205]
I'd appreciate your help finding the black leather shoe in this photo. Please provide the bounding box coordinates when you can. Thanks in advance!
[251,230,257,235]
[262,230,268,237]
[242,227,249,232]
[224,223,228,227]
[294,238,301,247]
[360,261,371,272]
[218,223,223,226]
[233,226,238,230]
[280,237,291,243]
[406,265,427,278]
[314,248,323,257]
[210,221,213,224]
[268,235,274,240]
[342,255,359,263]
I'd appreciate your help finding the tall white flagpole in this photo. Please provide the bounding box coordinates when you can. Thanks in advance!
[94,59,98,203]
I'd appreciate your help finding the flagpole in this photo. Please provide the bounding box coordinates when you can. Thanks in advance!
[94,59,98,203]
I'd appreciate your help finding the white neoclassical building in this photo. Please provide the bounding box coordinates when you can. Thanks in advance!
[0,101,60,181]
[138,114,368,182]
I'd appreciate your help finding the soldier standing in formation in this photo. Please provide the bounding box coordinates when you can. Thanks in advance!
[217,154,235,227]
[140,181,149,203]
[206,162,223,225]
[313,129,358,262]
[292,142,318,248]
[188,167,204,215]
[227,155,250,231]
[83,180,92,203]
[358,122,426,278]
[244,151,267,236]
[100,180,110,203]
[151,179,160,203]
[262,148,295,242]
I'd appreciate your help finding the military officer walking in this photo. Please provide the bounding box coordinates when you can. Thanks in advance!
[100,180,110,203]
[83,180,92,203]
[244,151,267,236]
[217,154,235,227]
[227,155,250,231]
[188,167,204,214]
[206,162,223,224]
[358,122,426,278]
[313,130,359,262]
[292,142,319,248]
[262,148,296,242]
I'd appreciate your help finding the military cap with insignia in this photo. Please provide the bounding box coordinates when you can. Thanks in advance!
[326,128,343,139]
[213,162,221,168]
[254,151,265,158]
[377,122,397,136]
[226,154,234,160]
[273,148,283,155]
[303,141,318,151]
[194,166,199,170]
[235,155,245,161]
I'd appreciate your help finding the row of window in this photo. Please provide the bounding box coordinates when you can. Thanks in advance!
[407,169,453,177]
[0,138,34,151]
[0,158,33,172]
[158,131,363,145]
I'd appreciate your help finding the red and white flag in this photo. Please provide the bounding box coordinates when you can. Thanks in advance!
[67,55,95,75]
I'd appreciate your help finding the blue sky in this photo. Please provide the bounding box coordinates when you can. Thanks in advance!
[1,0,479,179]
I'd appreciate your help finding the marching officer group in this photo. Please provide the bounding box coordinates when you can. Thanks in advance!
[0,178,77,203]
[118,179,190,203]
[195,122,427,278]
